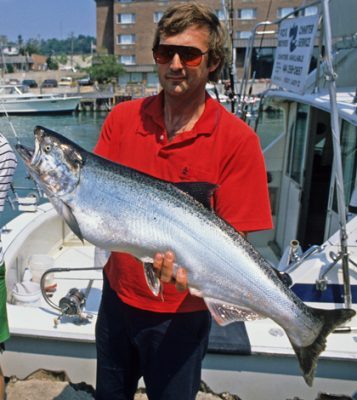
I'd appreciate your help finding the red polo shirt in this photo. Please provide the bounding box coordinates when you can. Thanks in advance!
[94,92,272,313]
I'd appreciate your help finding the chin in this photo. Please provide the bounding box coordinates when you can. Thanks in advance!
[169,83,189,94]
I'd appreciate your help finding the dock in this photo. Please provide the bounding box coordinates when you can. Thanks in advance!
[78,91,132,112]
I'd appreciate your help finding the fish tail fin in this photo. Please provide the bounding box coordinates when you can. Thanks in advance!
[289,307,355,386]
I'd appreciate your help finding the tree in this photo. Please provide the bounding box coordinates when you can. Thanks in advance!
[86,55,125,83]
[46,55,59,70]
[24,39,41,56]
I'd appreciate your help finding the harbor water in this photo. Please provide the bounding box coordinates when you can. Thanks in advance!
[0,106,284,226]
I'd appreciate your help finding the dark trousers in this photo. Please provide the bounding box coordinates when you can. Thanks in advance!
[95,275,211,400]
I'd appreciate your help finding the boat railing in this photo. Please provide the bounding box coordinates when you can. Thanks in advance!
[8,183,44,213]
[316,251,357,291]
[282,243,325,274]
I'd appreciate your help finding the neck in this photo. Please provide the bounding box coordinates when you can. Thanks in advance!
[164,90,206,141]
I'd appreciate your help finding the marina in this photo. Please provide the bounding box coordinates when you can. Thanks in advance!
[0,84,81,115]
[0,0,356,399]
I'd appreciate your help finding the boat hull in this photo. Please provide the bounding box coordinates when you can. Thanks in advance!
[0,96,81,114]
[2,335,356,400]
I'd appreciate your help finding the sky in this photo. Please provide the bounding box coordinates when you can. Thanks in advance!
[0,0,96,42]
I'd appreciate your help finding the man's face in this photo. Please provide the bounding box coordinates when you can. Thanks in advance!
[156,26,218,98]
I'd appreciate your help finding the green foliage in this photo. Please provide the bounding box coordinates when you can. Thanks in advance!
[6,64,14,73]
[23,40,41,55]
[46,56,59,70]
[86,55,125,83]
[1,34,95,56]
[39,35,95,55]
[57,54,68,64]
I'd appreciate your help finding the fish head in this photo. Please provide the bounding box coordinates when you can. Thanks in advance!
[16,125,83,197]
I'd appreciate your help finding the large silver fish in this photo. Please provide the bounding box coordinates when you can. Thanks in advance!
[16,126,355,386]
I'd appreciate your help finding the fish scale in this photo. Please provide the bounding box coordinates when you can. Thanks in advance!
[16,125,356,387]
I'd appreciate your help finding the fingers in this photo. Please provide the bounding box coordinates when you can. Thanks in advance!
[175,267,187,292]
[152,251,188,292]
[153,251,173,283]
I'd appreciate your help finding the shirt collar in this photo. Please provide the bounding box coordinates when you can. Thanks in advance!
[136,91,221,140]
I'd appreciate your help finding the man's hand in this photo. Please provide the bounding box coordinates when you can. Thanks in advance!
[153,251,188,292]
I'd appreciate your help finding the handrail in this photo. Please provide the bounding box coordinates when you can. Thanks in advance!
[284,245,324,274]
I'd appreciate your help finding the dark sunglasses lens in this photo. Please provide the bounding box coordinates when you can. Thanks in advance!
[153,46,204,66]
[182,49,203,66]
[153,47,172,64]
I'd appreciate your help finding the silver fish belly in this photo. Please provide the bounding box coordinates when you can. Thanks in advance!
[16,125,356,386]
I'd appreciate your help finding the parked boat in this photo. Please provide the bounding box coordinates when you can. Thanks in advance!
[0,84,81,114]
[1,1,356,399]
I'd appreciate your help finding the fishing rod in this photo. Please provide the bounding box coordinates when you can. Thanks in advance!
[321,0,351,309]
[220,0,237,113]
[0,101,21,144]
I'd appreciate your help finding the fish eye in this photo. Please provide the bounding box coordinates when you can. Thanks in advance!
[43,144,52,153]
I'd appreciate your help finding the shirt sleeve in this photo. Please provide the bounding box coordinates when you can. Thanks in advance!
[93,107,118,158]
[214,131,273,233]
[0,135,17,213]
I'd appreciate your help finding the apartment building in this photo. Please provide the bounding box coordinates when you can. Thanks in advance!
[95,0,317,86]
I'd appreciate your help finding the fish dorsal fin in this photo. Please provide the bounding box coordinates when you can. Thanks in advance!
[204,297,265,326]
[59,200,84,243]
[173,182,217,210]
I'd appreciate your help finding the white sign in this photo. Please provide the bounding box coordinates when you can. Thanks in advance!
[272,15,319,94]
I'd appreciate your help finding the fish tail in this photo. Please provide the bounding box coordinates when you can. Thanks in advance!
[289,307,355,386]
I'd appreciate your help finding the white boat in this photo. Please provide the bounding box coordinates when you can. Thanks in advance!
[1,1,356,399]
[0,84,81,114]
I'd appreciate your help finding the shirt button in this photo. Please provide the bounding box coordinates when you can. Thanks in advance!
[159,134,164,141]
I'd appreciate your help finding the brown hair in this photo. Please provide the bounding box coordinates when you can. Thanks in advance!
[153,2,227,82]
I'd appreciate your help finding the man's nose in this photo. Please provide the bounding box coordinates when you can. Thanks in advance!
[170,53,184,69]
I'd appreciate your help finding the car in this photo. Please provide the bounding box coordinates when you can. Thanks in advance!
[76,76,93,86]
[22,79,38,88]
[58,77,74,87]
[7,78,20,85]
[60,66,77,73]
[41,79,58,88]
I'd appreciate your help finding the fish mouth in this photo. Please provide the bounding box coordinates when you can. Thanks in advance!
[15,143,35,164]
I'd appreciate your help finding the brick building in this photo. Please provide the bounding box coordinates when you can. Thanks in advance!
[95,0,317,86]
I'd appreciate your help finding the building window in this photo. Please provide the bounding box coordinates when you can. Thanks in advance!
[304,6,318,16]
[153,11,164,23]
[117,13,136,24]
[119,55,136,65]
[237,8,256,20]
[236,31,252,39]
[215,9,226,21]
[277,7,295,18]
[117,34,136,45]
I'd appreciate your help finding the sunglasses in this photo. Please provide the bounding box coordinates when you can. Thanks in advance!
[152,44,208,67]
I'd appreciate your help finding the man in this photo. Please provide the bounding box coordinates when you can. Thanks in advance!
[94,3,272,400]
[0,133,17,400]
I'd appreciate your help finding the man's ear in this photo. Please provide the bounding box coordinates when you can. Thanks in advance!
[208,60,220,73]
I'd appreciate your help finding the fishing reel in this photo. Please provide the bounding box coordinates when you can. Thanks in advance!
[40,267,102,327]
[59,288,86,315]
[55,287,92,326]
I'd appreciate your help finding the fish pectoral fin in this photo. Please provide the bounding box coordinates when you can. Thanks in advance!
[141,258,161,297]
[204,297,265,326]
[60,201,84,243]
[173,182,217,210]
